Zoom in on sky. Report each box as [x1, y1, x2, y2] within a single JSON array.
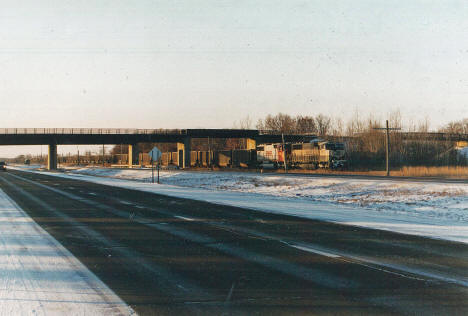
[[0, 0, 467, 156]]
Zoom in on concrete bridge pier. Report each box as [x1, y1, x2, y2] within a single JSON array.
[[47, 144, 57, 170], [127, 144, 136, 168], [246, 138, 256, 150], [127, 144, 140, 168], [177, 138, 191, 169], [128, 145, 133, 168]]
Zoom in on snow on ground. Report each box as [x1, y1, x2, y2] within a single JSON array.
[[10, 165, 468, 244], [66, 167, 468, 222], [0, 187, 134, 315]]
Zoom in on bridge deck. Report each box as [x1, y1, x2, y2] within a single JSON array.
[[0, 129, 466, 145], [0, 129, 260, 145]]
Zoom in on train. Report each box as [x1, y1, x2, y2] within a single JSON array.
[[256, 140, 347, 169], [137, 139, 347, 170]]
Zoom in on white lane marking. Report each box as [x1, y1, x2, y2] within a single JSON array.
[[213, 224, 449, 284], [290, 245, 341, 258], [87, 192, 97, 196], [174, 215, 195, 221], [176, 284, 187, 290], [119, 200, 133, 205]]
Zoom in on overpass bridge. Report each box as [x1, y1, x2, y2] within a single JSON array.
[[399, 132, 468, 142], [4, 128, 464, 170], [0, 128, 312, 170], [350, 132, 468, 142]]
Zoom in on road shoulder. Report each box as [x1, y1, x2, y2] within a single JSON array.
[[0, 187, 135, 315]]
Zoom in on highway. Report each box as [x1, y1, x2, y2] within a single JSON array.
[[0, 169, 467, 315]]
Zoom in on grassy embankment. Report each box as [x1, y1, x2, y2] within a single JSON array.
[[391, 166, 468, 178], [272, 166, 468, 179]]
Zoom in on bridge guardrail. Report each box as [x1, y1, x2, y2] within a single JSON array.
[[0, 128, 187, 135]]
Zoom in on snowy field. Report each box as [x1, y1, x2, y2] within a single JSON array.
[[0, 187, 134, 315], [11, 166, 468, 244]]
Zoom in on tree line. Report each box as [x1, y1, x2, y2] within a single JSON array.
[[439, 118, 468, 134], [110, 113, 467, 169], [254, 112, 467, 168]]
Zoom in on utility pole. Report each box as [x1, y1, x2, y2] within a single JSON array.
[[373, 120, 401, 176], [385, 121, 390, 176], [102, 144, 105, 167], [208, 137, 211, 168]]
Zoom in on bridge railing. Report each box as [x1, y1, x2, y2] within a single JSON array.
[[258, 130, 318, 137], [0, 128, 186, 135]]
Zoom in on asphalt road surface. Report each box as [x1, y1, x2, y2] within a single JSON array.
[[0, 169, 467, 315]]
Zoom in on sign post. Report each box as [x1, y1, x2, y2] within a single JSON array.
[[149, 147, 162, 184]]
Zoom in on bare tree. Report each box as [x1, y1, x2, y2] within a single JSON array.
[[257, 113, 296, 133], [440, 118, 468, 134], [315, 114, 332, 136], [235, 115, 253, 129], [295, 115, 317, 134], [346, 110, 366, 136], [418, 117, 430, 133], [388, 109, 403, 129], [331, 117, 344, 136], [256, 118, 265, 130]]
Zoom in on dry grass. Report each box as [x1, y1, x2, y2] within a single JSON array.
[[392, 166, 468, 178], [190, 165, 468, 179], [266, 166, 468, 179]]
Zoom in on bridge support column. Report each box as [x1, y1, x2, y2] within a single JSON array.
[[246, 138, 256, 150], [133, 144, 139, 167], [127, 144, 140, 168], [128, 144, 133, 168], [177, 137, 191, 169], [47, 144, 57, 170]]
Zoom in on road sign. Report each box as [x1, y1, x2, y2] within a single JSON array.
[[149, 147, 162, 161], [149, 147, 162, 184]]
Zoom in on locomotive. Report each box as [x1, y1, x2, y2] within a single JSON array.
[[256, 140, 346, 169]]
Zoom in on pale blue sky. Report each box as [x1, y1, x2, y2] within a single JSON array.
[[0, 1, 467, 156]]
